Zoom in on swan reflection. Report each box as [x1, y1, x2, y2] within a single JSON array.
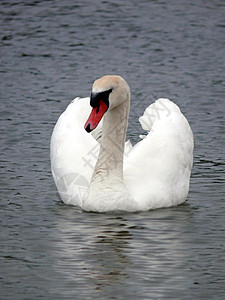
[[51, 205, 194, 298]]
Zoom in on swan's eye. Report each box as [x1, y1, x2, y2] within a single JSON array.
[[90, 88, 113, 109]]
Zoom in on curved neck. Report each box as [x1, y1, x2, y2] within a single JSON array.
[[92, 97, 130, 183]]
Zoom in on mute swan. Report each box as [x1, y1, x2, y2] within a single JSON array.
[[50, 75, 193, 212]]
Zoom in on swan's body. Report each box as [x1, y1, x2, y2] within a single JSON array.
[[50, 75, 193, 212]]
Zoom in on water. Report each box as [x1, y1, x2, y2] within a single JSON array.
[[1, 0, 224, 299]]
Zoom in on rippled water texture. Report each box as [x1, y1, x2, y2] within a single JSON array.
[[1, 0, 224, 299]]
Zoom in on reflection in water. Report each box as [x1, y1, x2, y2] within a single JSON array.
[[52, 214, 132, 296], [51, 206, 196, 298], [87, 226, 132, 290]]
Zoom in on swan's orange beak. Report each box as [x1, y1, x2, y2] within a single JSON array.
[[84, 100, 108, 133]]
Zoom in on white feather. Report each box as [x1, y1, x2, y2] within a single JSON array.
[[50, 79, 193, 212]]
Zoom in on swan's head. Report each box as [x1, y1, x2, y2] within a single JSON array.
[[84, 75, 130, 132]]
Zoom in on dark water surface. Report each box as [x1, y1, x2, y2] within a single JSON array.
[[1, 0, 225, 299]]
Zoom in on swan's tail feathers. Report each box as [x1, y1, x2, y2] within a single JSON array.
[[139, 98, 180, 132]]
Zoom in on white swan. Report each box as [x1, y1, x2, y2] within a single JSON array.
[[50, 75, 193, 212]]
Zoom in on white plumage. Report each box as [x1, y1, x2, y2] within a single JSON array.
[[50, 75, 193, 212]]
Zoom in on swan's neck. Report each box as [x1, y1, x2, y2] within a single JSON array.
[[92, 98, 129, 183]]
